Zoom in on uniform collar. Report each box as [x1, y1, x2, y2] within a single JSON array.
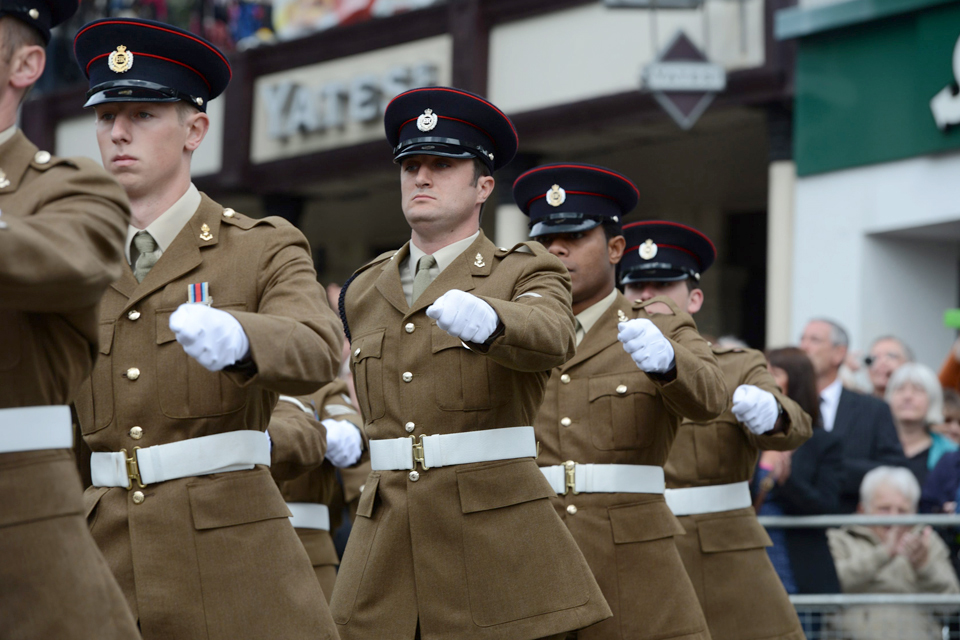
[[0, 125, 18, 150], [575, 288, 619, 336], [408, 230, 480, 276], [125, 183, 202, 264]]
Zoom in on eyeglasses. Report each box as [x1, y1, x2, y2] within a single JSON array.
[[864, 352, 905, 367]]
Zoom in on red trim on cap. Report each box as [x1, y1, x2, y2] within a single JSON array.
[[513, 164, 640, 199], [525, 190, 617, 209], [626, 243, 700, 264], [397, 114, 491, 140], [387, 87, 518, 146], [85, 51, 211, 91], [622, 220, 717, 255], [75, 20, 231, 81]]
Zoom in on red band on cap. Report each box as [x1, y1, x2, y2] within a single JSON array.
[[397, 114, 492, 141], [622, 220, 717, 255], [387, 87, 518, 146], [525, 190, 618, 209], [85, 51, 211, 90], [514, 164, 640, 199], [625, 243, 702, 268]]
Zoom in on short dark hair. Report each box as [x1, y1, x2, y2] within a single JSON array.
[[601, 221, 622, 242], [471, 157, 491, 186], [0, 17, 43, 63]]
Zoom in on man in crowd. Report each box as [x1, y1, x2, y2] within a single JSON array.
[[621, 220, 812, 640], [866, 335, 913, 398], [332, 86, 610, 640], [800, 319, 906, 512], [0, 2, 141, 636], [515, 164, 726, 640], [72, 18, 343, 638]]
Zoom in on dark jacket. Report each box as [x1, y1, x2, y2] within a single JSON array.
[[769, 428, 844, 593], [921, 450, 960, 514], [832, 388, 908, 513]]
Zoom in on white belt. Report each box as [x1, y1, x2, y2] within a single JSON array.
[[664, 481, 752, 516], [90, 431, 271, 489], [540, 463, 665, 495], [0, 405, 73, 454], [369, 426, 536, 471], [287, 503, 330, 531]]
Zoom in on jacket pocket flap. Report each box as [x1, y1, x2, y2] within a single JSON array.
[[99, 322, 115, 355], [609, 500, 685, 543], [189, 471, 292, 530], [355, 473, 380, 518], [352, 330, 385, 363], [698, 511, 772, 553], [431, 325, 465, 353], [458, 459, 554, 514], [156, 308, 176, 345], [589, 375, 655, 402]]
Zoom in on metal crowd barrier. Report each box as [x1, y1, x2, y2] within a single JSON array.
[[756, 514, 960, 639]]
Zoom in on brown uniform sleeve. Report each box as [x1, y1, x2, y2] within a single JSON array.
[[269, 393, 327, 483], [737, 349, 814, 451], [223, 221, 344, 395], [470, 247, 576, 372], [939, 352, 960, 393], [633, 296, 728, 422], [0, 158, 129, 312]]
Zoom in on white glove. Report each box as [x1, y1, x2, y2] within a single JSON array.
[[323, 419, 363, 468], [169, 303, 250, 372], [617, 318, 676, 374], [426, 289, 500, 344], [732, 385, 780, 435]]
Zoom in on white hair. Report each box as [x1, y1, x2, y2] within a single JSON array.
[[810, 318, 849, 348], [885, 362, 944, 425], [860, 466, 920, 511]]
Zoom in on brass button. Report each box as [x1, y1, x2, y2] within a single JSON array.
[[560, 417, 572, 427], [125, 367, 140, 381], [127, 310, 141, 321], [354, 348, 361, 357], [223, 208, 235, 218], [129, 426, 143, 440], [405, 323, 415, 334], [405, 422, 415, 433], [28, 8, 39, 18], [132, 491, 145, 504], [616, 385, 628, 394], [409, 471, 420, 482], [402, 372, 413, 383], [34, 150, 50, 164], [566, 504, 577, 515], [560, 374, 571, 384]]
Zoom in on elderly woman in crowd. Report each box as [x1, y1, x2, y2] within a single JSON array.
[[828, 466, 959, 639], [886, 363, 958, 485]]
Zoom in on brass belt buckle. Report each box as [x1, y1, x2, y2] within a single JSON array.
[[563, 460, 578, 496], [120, 447, 146, 489], [410, 435, 429, 471]]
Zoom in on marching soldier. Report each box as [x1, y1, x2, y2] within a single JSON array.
[[0, 3, 141, 636], [620, 221, 812, 640], [271, 381, 364, 600], [331, 87, 611, 640], [514, 163, 726, 640], [72, 19, 343, 639]]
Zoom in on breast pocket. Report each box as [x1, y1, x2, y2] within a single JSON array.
[[74, 322, 115, 434], [588, 374, 658, 450], [154, 304, 249, 419], [431, 325, 500, 412], [351, 330, 385, 422]]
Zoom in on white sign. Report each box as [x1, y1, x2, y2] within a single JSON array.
[[251, 35, 452, 163], [931, 34, 960, 130], [641, 61, 726, 92]]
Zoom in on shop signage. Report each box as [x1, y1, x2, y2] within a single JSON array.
[[931, 33, 960, 130], [251, 35, 452, 163], [641, 30, 725, 130]]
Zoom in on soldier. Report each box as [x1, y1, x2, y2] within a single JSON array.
[[331, 87, 611, 640], [270, 381, 364, 600], [513, 164, 727, 640], [620, 221, 813, 640], [0, 2, 142, 637], [72, 19, 343, 639]]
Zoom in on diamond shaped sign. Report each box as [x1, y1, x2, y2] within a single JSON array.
[[641, 31, 726, 130]]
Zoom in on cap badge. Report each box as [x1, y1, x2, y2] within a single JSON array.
[[417, 109, 438, 132], [546, 184, 566, 207], [639, 239, 658, 260], [108, 45, 134, 74]]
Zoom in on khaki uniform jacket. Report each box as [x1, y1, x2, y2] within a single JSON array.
[[273, 379, 365, 602], [665, 346, 813, 640], [73, 194, 343, 640], [536, 294, 726, 640], [330, 232, 611, 640], [0, 131, 140, 639]]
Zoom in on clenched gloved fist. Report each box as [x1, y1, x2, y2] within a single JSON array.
[[426, 289, 500, 344], [732, 384, 780, 435], [169, 303, 250, 372], [617, 318, 676, 374], [323, 419, 363, 468]]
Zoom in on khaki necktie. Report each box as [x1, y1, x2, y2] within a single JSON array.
[[131, 231, 160, 283], [575, 319, 585, 347], [412, 254, 437, 302]]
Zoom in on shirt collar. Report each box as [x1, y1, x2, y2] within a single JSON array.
[[821, 377, 843, 405], [408, 231, 480, 275], [575, 288, 619, 337], [0, 125, 18, 149], [125, 183, 202, 264]]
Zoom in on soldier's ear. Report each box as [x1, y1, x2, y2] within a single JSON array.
[[184, 111, 210, 153], [8, 44, 44, 90]]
